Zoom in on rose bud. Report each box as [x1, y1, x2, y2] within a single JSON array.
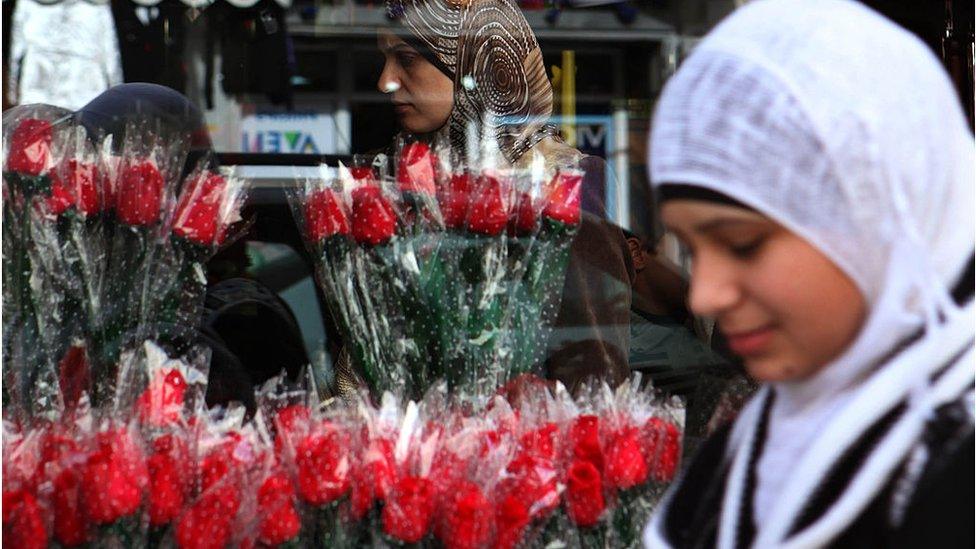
[[437, 481, 493, 549], [349, 438, 397, 519], [643, 417, 682, 482], [509, 191, 538, 235], [81, 429, 146, 525], [382, 475, 437, 544], [257, 472, 302, 546], [147, 434, 190, 527], [116, 160, 164, 226], [564, 459, 605, 527], [304, 188, 350, 242], [569, 414, 603, 471], [6, 118, 53, 176], [135, 369, 187, 427], [45, 172, 75, 217], [295, 426, 352, 506], [494, 494, 531, 549], [52, 469, 87, 547], [172, 172, 228, 246], [51, 160, 102, 217], [439, 172, 472, 229], [397, 141, 438, 195], [2, 489, 48, 549], [349, 166, 375, 181], [351, 185, 397, 246], [605, 426, 649, 490], [175, 485, 240, 549], [466, 174, 508, 236], [543, 170, 583, 226]]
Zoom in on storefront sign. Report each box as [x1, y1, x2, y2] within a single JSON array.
[[240, 111, 337, 154]]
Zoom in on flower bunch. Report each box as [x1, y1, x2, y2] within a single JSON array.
[[2, 108, 247, 417], [292, 140, 582, 398], [3, 367, 683, 549]]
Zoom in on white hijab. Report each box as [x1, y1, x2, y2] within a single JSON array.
[[643, 0, 974, 547]]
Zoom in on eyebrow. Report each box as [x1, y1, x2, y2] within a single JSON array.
[[693, 218, 766, 233]]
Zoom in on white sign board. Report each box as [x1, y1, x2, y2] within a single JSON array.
[[240, 111, 337, 154]]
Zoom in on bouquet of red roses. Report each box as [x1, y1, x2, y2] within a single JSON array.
[[2, 108, 247, 417], [292, 138, 581, 399]]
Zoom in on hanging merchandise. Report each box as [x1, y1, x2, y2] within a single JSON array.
[[8, 0, 124, 110], [111, 0, 189, 94], [204, 0, 293, 109]]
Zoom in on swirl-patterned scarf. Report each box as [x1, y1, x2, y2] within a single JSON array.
[[387, 0, 560, 165]]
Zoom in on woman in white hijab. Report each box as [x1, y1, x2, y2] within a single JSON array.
[[643, 0, 974, 547]]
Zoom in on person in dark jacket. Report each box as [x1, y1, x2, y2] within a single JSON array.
[[642, 1, 974, 547]]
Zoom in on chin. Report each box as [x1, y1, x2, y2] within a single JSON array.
[[743, 354, 820, 383]]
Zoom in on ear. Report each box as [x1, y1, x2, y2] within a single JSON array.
[[626, 237, 647, 271]]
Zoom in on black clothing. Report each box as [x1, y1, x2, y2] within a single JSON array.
[[111, 0, 187, 93], [657, 391, 974, 548]]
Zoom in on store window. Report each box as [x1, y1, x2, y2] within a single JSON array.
[[3, 0, 971, 446]]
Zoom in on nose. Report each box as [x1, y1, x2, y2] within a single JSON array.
[[687, 254, 741, 319], [377, 61, 401, 94]]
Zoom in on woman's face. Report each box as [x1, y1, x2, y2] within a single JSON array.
[[377, 32, 455, 134], [662, 200, 867, 383]]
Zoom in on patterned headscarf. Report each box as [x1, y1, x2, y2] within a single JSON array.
[[387, 0, 560, 165]]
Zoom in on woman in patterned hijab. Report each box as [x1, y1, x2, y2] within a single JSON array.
[[370, 0, 634, 395], [381, 0, 578, 168]]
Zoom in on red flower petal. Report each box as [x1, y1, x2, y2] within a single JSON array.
[[466, 175, 509, 236], [351, 185, 397, 246], [304, 188, 350, 241], [7, 118, 53, 176], [605, 426, 649, 490], [543, 170, 582, 225], [397, 141, 438, 195], [172, 172, 227, 246], [437, 481, 492, 549], [565, 460, 605, 527], [116, 160, 164, 226], [382, 476, 436, 544]]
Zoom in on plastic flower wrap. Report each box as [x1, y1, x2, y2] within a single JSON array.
[[291, 138, 581, 399], [2, 108, 248, 417]]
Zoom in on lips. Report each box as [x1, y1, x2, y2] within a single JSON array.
[[723, 326, 775, 356]]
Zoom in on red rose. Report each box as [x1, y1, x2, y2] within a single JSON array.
[[494, 494, 530, 549], [509, 191, 538, 235], [52, 470, 87, 546], [175, 485, 240, 549], [200, 436, 245, 492], [351, 185, 397, 246], [500, 452, 559, 519], [349, 438, 396, 519], [295, 427, 351, 505], [46, 173, 74, 216], [349, 166, 375, 181], [172, 172, 228, 246], [257, 472, 301, 546], [643, 418, 681, 482], [135, 368, 187, 427], [466, 175, 508, 236], [520, 422, 558, 461], [382, 475, 436, 544], [6, 118, 53, 176], [543, 170, 582, 225], [36, 429, 80, 487], [49, 161, 103, 217], [437, 481, 492, 549], [569, 415, 603, 471], [397, 141, 438, 195], [81, 429, 146, 525], [116, 160, 164, 225], [147, 452, 184, 526], [304, 188, 350, 241], [564, 460, 605, 527], [274, 404, 311, 456], [2, 489, 47, 549], [439, 172, 472, 229], [605, 426, 649, 490]]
